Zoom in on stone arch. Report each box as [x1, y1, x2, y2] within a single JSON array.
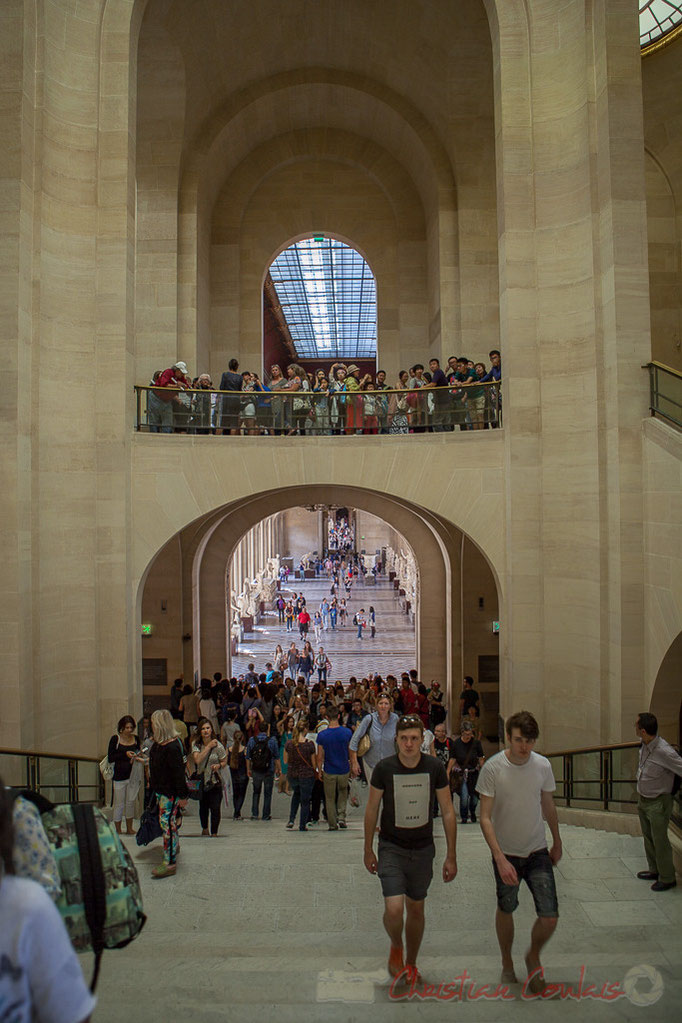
[[138, 483, 503, 717], [649, 632, 682, 745]]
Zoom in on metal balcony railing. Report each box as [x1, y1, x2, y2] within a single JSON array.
[[646, 360, 682, 429], [134, 381, 502, 435], [543, 740, 681, 828], [0, 746, 104, 805]]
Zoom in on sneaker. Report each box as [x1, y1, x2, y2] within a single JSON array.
[[286, 821, 294, 829], [151, 863, 176, 879], [338, 820, 347, 829], [403, 964, 422, 986], [388, 944, 404, 978], [308, 820, 319, 827], [305, 822, 316, 830]]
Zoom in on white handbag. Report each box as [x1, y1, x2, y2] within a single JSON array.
[[99, 755, 114, 780]]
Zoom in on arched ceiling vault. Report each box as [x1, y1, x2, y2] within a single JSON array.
[[211, 127, 426, 245]]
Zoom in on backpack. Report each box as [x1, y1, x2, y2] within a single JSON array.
[[250, 736, 273, 772], [12, 790, 146, 992]]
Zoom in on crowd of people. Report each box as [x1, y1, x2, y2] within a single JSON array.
[[143, 353, 501, 435], [146, 669, 484, 854], [328, 515, 354, 550], [3, 700, 681, 1012]]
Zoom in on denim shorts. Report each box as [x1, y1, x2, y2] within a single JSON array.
[[492, 847, 559, 918], [377, 837, 435, 901]]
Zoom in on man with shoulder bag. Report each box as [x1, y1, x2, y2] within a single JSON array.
[[450, 722, 484, 824]]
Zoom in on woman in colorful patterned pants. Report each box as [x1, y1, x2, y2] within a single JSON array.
[[149, 710, 189, 878]]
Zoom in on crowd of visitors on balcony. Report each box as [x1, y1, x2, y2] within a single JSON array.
[[143, 352, 501, 435]]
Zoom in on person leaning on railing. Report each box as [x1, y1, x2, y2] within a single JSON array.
[[147, 360, 190, 433], [190, 373, 214, 434], [388, 371, 410, 434], [218, 358, 243, 435]]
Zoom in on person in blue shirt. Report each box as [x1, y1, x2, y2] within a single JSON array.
[[316, 707, 353, 830]]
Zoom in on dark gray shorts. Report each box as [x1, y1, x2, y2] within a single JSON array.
[[377, 837, 435, 901], [492, 848, 559, 918]]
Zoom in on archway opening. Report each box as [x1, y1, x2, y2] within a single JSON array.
[[263, 236, 377, 382], [137, 484, 501, 738], [228, 505, 418, 683]]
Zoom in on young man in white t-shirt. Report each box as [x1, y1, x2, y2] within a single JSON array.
[[476, 710, 561, 996]]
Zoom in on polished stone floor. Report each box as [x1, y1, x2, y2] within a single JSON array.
[[232, 576, 417, 681], [88, 787, 681, 1022]]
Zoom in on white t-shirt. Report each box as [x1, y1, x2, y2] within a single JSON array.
[[0, 875, 96, 1023], [476, 750, 556, 857]]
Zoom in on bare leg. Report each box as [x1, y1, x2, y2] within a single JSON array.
[[404, 897, 426, 967], [114, 820, 122, 834], [496, 908, 515, 972], [525, 917, 558, 979], [382, 895, 405, 948], [125, 817, 135, 835]]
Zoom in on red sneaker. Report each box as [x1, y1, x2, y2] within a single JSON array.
[[388, 945, 404, 977], [403, 964, 423, 987]]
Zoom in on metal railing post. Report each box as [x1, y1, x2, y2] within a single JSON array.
[[68, 759, 78, 803], [565, 754, 572, 807]]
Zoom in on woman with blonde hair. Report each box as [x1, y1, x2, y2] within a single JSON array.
[[149, 709, 188, 878]]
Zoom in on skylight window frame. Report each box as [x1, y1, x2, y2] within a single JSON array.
[[269, 237, 377, 361], [640, 0, 682, 50]]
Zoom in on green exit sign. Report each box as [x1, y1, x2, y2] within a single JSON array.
[[141, 624, 153, 635], [492, 621, 500, 634], [313, 235, 324, 242]]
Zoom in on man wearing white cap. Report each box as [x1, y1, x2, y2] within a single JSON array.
[[148, 361, 190, 433]]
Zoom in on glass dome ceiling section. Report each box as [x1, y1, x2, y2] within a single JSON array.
[[269, 238, 377, 361], [640, 1, 682, 47]]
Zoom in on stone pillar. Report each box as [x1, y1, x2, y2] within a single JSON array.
[[590, 0, 650, 739], [486, 0, 651, 748]]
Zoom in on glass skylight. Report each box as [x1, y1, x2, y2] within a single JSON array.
[[640, 0, 682, 47], [269, 238, 377, 361]]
